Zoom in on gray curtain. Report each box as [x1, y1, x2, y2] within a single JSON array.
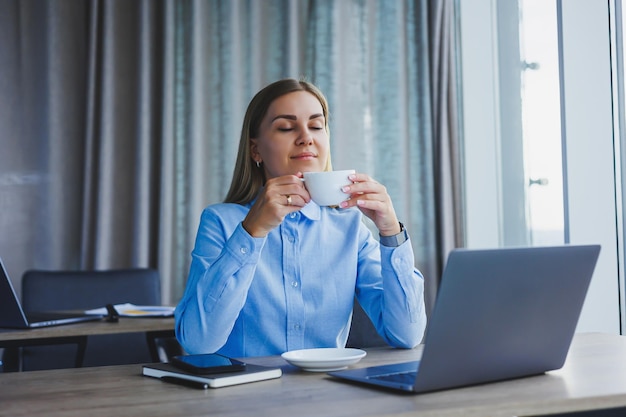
[[0, 0, 461, 312], [0, 0, 176, 296]]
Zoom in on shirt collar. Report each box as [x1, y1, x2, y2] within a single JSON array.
[[300, 200, 321, 221]]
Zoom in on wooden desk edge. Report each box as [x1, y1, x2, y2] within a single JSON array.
[[0, 317, 175, 342]]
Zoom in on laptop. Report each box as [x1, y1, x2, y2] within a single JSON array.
[[329, 244, 601, 393], [0, 258, 102, 328]]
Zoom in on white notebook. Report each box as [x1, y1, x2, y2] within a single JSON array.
[[142, 362, 282, 389]]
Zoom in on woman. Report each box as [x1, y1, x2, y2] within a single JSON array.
[[175, 78, 427, 357]]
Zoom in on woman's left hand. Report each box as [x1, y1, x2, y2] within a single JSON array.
[[339, 173, 402, 236]]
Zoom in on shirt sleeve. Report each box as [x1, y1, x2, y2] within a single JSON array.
[[355, 226, 427, 348], [174, 207, 266, 354]]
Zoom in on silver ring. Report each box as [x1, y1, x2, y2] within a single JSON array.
[[286, 195, 292, 206]]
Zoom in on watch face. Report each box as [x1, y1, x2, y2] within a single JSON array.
[[395, 229, 408, 246]]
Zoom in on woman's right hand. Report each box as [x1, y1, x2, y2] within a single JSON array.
[[241, 173, 310, 237]]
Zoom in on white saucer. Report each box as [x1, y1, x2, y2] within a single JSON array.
[[281, 348, 367, 372]]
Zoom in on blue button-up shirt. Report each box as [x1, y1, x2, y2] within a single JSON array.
[[175, 200, 427, 357]]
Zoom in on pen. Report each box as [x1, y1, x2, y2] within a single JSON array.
[[161, 376, 209, 390]]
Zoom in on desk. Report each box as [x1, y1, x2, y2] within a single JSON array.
[[1, 332, 626, 417], [0, 317, 174, 370]]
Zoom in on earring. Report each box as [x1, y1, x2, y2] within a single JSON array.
[[256, 160, 261, 168]]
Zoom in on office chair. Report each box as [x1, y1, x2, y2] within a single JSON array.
[[345, 299, 387, 348], [9, 268, 182, 371]]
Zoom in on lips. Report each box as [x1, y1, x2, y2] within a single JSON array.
[[292, 152, 317, 160]]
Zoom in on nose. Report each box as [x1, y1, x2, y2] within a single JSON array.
[[296, 128, 314, 146]]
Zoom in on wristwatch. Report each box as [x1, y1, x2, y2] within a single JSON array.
[[379, 222, 408, 247]]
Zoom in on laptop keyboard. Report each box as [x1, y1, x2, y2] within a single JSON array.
[[368, 371, 418, 385]]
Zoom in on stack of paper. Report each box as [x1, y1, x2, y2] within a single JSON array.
[[85, 303, 175, 317]]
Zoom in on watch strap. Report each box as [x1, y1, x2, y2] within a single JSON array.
[[379, 222, 408, 247]]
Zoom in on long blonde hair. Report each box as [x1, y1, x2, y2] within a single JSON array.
[[224, 78, 333, 204]]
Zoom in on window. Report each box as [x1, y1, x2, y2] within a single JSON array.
[[459, 0, 623, 334]]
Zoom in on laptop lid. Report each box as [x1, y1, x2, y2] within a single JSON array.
[[329, 244, 601, 393], [0, 258, 101, 329]]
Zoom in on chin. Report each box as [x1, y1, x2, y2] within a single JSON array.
[[295, 163, 324, 172]]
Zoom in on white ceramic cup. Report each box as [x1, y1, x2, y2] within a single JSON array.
[[302, 170, 356, 206]]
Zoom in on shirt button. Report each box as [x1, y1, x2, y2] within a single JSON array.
[[240, 247, 249, 254], [289, 213, 297, 219], [294, 323, 301, 330], [288, 236, 295, 243], [291, 281, 298, 288]]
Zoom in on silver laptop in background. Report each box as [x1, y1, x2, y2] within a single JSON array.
[[328, 245, 601, 393], [0, 258, 102, 329]]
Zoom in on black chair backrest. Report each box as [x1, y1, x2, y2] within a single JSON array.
[[18, 268, 162, 370], [22, 268, 161, 311], [346, 299, 388, 348]]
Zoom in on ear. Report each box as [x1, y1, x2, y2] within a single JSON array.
[[250, 138, 260, 162]]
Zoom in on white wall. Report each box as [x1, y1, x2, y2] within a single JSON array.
[[458, 0, 502, 249]]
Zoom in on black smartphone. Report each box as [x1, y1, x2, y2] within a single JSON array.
[[170, 353, 247, 375]]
